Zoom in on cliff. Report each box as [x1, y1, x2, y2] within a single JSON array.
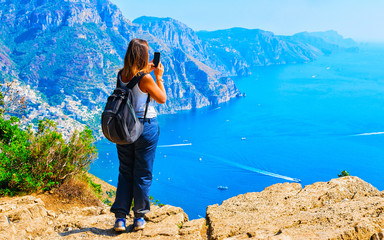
[[0, 0, 241, 128], [2, 176, 384, 239], [289, 30, 359, 55], [197, 27, 322, 75], [0, 0, 356, 133]]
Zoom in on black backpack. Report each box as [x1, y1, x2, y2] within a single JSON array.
[[101, 70, 150, 144]]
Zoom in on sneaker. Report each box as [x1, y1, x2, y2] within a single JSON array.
[[134, 217, 146, 230], [114, 218, 126, 232]]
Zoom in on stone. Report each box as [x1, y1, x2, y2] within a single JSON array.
[[47, 210, 56, 218], [1, 176, 384, 239], [143, 212, 187, 237], [6, 207, 33, 222], [82, 206, 99, 216], [206, 176, 384, 240], [145, 205, 188, 223], [179, 218, 207, 240], [28, 204, 48, 219], [371, 231, 384, 240], [34, 198, 45, 206], [100, 208, 108, 215], [0, 214, 10, 231]]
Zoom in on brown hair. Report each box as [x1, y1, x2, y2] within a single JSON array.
[[122, 39, 149, 80]]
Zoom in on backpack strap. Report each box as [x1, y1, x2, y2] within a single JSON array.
[[116, 71, 151, 122], [116, 70, 123, 88], [143, 94, 151, 123], [126, 72, 146, 89], [116, 71, 146, 89]]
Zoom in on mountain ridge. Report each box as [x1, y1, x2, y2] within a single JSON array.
[[0, 0, 358, 132]]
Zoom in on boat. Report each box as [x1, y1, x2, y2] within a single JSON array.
[[217, 186, 228, 190]]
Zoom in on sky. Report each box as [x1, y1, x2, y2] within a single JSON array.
[[110, 0, 384, 42]]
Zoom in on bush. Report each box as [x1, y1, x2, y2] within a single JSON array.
[[338, 170, 350, 177], [0, 117, 97, 196]]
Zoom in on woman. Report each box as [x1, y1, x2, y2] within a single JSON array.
[[110, 38, 166, 232]]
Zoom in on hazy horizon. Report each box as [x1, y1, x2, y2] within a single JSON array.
[[110, 0, 384, 43]]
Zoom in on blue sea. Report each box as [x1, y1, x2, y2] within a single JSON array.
[[90, 44, 384, 219]]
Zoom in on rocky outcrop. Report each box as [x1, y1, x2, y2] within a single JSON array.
[[206, 176, 384, 239], [0, 195, 207, 239], [1, 176, 384, 239]]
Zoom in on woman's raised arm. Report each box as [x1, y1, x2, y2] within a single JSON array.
[[140, 62, 167, 104]]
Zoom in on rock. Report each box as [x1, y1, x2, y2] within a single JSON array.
[[47, 210, 56, 218], [64, 226, 72, 232], [143, 221, 180, 237], [82, 206, 99, 216], [145, 205, 188, 223], [34, 198, 45, 206], [0, 214, 10, 231], [7, 207, 33, 222], [1, 176, 384, 239], [28, 204, 48, 219], [371, 231, 384, 240], [206, 176, 384, 240], [100, 208, 108, 215], [142, 205, 189, 237], [179, 218, 207, 240]]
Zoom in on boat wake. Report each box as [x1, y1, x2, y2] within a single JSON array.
[[224, 159, 301, 183], [211, 107, 221, 111], [202, 152, 301, 183], [351, 132, 384, 136], [158, 143, 193, 148]]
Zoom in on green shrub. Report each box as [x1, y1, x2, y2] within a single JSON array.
[[176, 222, 183, 229], [0, 117, 97, 196], [103, 198, 112, 206], [149, 195, 164, 207], [84, 175, 102, 197], [338, 170, 350, 177], [106, 189, 116, 198]]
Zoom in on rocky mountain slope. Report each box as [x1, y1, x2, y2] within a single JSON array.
[[290, 30, 359, 55], [197, 28, 322, 75], [196, 27, 358, 76], [1, 176, 384, 239], [0, 0, 241, 129], [133, 16, 231, 76], [0, 0, 357, 132]]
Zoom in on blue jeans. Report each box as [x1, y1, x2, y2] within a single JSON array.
[[110, 118, 159, 219]]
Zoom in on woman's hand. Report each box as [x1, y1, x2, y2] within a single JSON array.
[[154, 61, 164, 80], [148, 60, 155, 73]]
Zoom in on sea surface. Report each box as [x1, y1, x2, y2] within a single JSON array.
[[90, 44, 384, 219]]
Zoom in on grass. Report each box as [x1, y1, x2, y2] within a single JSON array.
[[54, 174, 101, 206]]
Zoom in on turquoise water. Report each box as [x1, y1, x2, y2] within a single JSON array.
[[90, 45, 384, 219]]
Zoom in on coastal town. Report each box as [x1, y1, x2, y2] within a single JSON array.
[[3, 79, 103, 140]]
